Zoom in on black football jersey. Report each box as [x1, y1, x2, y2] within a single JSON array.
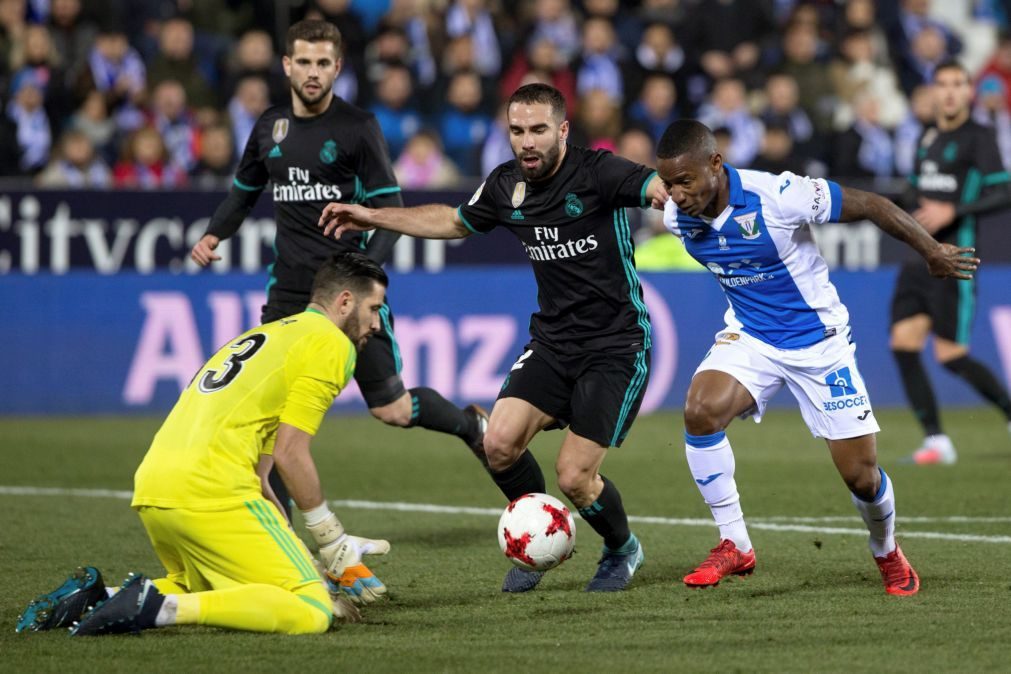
[[233, 97, 401, 305], [458, 145, 657, 353], [912, 119, 1009, 247]]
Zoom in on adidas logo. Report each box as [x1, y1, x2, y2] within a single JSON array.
[[268, 145, 282, 158], [510, 209, 524, 220]]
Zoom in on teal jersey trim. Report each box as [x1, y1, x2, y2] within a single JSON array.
[[611, 348, 649, 447], [264, 238, 279, 298], [379, 304, 402, 373], [457, 206, 482, 234], [233, 177, 265, 191], [364, 185, 402, 200], [955, 168, 982, 344], [639, 171, 658, 208], [612, 209, 652, 349], [982, 170, 1010, 186]]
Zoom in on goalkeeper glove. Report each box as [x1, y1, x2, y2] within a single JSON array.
[[302, 504, 390, 604]]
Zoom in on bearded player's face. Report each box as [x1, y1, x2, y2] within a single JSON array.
[[283, 39, 339, 110], [507, 102, 569, 182]]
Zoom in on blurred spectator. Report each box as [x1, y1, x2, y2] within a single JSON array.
[[85, 25, 146, 132], [394, 128, 461, 188], [894, 84, 934, 176], [832, 92, 894, 178], [830, 29, 908, 131], [584, 0, 643, 47], [148, 79, 199, 172], [0, 110, 20, 174], [228, 75, 269, 156], [749, 122, 818, 176], [617, 126, 655, 167], [758, 72, 814, 150], [697, 77, 763, 166], [713, 126, 733, 158], [368, 62, 421, 158], [446, 0, 501, 78], [438, 70, 491, 176], [13, 24, 76, 127], [6, 68, 51, 172], [973, 74, 1011, 169], [627, 74, 679, 141], [629, 22, 685, 99], [530, 0, 580, 65], [481, 102, 512, 176], [888, 0, 963, 95], [684, 0, 772, 94], [363, 26, 411, 99], [500, 36, 576, 117], [978, 31, 1011, 111], [573, 88, 621, 151], [780, 22, 836, 134], [0, 0, 27, 83], [576, 16, 624, 102], [379, 1, 437, 89], [67, 89, 116, 161], [180, 0, 254, 39], [224, 30, 287, 105], [190, 123, 235, 187], [836, 0, 891, 63], [46, 0, 96, 87], [36, 128, 111, 187], [147, 17, 216, 110], [113, 126, 187, 188]]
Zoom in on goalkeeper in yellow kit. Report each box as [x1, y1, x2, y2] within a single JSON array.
[[18, 253, 391, 636]]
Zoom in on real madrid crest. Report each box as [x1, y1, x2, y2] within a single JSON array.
[[272, 118, 289, 144], [564, 192, 583, 217], [511, 182, 526, 208]]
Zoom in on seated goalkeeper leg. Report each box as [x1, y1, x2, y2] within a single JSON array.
[[72, 575, 332, 635]]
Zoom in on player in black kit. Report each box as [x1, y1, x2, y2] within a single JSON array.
[[890, 60, 1011, 464], [190, 21, 487, 527], [319, 84, 666, 593]]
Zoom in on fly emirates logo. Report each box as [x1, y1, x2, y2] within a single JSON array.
[[272, 167, 343, 202], [521, 226, 598, 262]]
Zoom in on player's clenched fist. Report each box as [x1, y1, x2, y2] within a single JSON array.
[[191, 234, 222, 266]]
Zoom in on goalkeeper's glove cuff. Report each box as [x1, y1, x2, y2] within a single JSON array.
[[301, 504, 345, 548]]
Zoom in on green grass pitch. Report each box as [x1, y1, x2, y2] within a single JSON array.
[[2, 409, 1010, 673]]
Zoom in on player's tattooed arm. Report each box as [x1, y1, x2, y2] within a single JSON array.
[[839, 185, 979, 281], [318, 203, 471, 240]]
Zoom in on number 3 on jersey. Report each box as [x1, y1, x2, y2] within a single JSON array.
[[198, 334, 268, 393]]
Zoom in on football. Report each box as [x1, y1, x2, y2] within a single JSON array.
[[497, 493, 576, 572]]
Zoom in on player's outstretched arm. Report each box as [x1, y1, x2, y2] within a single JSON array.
[[318, 202, 471, 240], [838, 185, 980, 281]]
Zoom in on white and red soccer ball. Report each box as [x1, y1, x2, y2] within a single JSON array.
[[497, 493, 576, 571]]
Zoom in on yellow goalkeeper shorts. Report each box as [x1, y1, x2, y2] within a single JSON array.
[[136, 498, 331, 620]]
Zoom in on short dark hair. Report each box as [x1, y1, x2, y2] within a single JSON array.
[[657, 119, 718, 161], [508, 83, 567, 121], [933, 59, 969, 81], [286, 19, 342, 57], [311, 252, 388, 304]]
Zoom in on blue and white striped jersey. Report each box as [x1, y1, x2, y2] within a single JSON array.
[[662, 165, 847, 349]]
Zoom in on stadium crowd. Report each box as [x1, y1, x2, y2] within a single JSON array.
[[1, 0, 1010, 192]]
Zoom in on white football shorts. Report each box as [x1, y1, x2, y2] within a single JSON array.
[[695, 328, 881, 440]]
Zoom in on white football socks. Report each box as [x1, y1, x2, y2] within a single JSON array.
[[851, 467, 897, 558], [154, 595, 178, 627], [685, 431, 752, 553]]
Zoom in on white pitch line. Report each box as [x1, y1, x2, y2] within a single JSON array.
[[4, 485, 1009, 544]]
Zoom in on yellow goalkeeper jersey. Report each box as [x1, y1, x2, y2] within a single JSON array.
[[132, 309, 356, 510]]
